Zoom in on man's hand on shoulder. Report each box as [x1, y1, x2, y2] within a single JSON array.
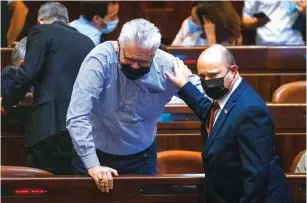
[[165, 58, 189, 88], [88, 165, 119, 193]]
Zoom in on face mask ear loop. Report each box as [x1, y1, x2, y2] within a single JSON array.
[[226, 68, 236, 89]]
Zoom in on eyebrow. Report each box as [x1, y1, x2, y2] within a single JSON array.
[[198, 70, 219, 77], [124, 55, 152, 63]]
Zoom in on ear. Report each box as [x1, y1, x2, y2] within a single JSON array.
[[37, 18, 44, 24], [92, 15, 105, 28], [18, 60, 24, 66], [230, 65, 238, 78]]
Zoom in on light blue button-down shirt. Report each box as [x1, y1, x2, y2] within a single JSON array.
[[66, 41, 203, 169], [70, 15, 102, 46]]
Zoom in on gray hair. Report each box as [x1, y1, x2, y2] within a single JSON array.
[[118, 19, 161, 52], [38, 2, 69, 24], [11, 37, 27, 70]]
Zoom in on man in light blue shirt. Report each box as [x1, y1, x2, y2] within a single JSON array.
[[70, 1, 119, 46], [66, 19, 203, 192]]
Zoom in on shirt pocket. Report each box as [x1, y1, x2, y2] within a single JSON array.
[[136, 92, 168, 120]]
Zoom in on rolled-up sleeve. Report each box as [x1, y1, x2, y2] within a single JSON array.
[[66, 56, 106, 169]]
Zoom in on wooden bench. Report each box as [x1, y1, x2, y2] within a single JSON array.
[[156, 133, 306, 173], [2, 132, 305, 173], [1, 48, 13, 70], [1, 174, 306, 203], [1, 104, 306, 170], [2, 47, 306, 102], [158, 104, 306, 134], [167, 46, 306, 73]]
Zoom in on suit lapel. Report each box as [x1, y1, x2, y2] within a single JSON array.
[[205, 79, 248, 152]]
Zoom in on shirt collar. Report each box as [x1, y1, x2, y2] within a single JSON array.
[[79, 15, 91, 24], [218, 76, 242, 110]]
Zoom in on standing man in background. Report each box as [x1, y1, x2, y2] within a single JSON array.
[[70, 1, 119, 46], [1, 2, 95, 174]]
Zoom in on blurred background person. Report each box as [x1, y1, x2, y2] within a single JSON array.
[[1, 2, 95, 174], [242, 0, 305, 45], [70, 1, 119, 46], [1, 37, 33, 127], [1, 0, 28, 47], [195, 1, 242, 46], [171, 2, 206, 46]]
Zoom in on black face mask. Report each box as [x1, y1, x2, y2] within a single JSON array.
[[120, 63, 150, 80], [201, 70, 232, 100], [117, 44, 151, 81]]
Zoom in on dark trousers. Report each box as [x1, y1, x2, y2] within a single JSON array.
[[72, 140, 157, 175], [26, 132, 73, 175]]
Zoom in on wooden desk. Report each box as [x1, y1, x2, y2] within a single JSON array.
[[1, 174, 306, 203], [159, 104, 307, 134]]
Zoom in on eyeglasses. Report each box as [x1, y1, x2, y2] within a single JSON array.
[[120, 46, 153, 68]]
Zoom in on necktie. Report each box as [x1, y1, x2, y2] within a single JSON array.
[[208, 101, 220, 135]]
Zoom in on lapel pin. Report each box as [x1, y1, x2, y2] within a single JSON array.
[[224, 109, 228, 114]]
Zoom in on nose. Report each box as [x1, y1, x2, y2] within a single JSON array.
[[130, 62, 140, 69]]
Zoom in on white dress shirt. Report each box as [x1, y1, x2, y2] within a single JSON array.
[[243, 0, 305, 45], [213, 76, 242, 125]]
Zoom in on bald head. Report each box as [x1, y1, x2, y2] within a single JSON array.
[[198, 44, 236, 69], [197, 44, 239, 94]]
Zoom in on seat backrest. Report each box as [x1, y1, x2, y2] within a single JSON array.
[[157, 150, 203, 174], [290, 150, 307, 173], [1, 166, 53, 177], [272, 81, 306, 103]]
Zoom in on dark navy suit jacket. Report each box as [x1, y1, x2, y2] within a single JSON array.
[[178, 79, 293, 203]]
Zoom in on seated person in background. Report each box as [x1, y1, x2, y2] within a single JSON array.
[[1, 37, 33, 126], [171, 2, 206, 46], [295, 151, 306, 173], [70, 1, 119, 46], [195, 1, 242, 46], [242, 0, 305, 45]]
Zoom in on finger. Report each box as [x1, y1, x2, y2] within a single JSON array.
[[165, 71, 176, 82], [102, 174, 109, 192], [178, 59, 185, 68], [95, 174, 105, 192], [106, 171, 113, 190], [95, 181, 102, 191], [110, 168, 119, 176], [173, 58, 179, 73]]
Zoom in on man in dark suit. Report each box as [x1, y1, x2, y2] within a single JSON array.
[[1, 2, 95, 174], [165, 44, 293, 203]]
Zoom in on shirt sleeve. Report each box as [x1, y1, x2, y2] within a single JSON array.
[[242, 0, 259, 18], [171, 19, 190, 46], [66, 55, 106, 169]]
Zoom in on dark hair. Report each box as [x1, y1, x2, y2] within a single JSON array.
[[80, 1, 117, 22], [195, 1, 241, 44]]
